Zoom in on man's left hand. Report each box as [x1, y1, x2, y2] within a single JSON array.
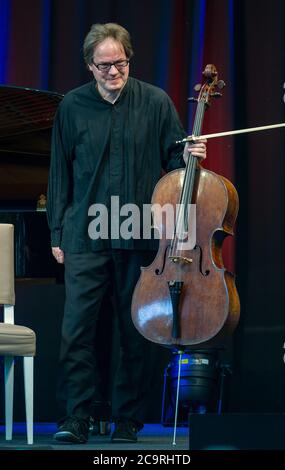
[[183, 138, 207, 164]]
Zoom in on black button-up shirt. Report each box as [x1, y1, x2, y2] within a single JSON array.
[[47, 77, 186, 252]]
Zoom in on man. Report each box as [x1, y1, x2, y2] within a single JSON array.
[[47, 22, 206, 444]]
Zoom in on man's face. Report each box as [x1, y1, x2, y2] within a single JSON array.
[[88, 37, 129, 95]]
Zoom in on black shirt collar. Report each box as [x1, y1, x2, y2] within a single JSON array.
[[92, 78, 130, 104]]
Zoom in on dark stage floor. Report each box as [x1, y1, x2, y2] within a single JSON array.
[[0, 423, 188, 450]]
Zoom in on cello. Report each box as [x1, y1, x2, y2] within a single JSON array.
[[131, 64, 240, 348]]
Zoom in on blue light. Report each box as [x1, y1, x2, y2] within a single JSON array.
[[155, 0, 173, 90], [0, 0, 11, 84]]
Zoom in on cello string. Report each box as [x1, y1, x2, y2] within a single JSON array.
[[179, 101, 202, 216], [181, 101, 204, 245], [171, 100, 205, 259], [171, 100, 204, 256]]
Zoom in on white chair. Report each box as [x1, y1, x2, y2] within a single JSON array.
[[0, 223, 36, 445]]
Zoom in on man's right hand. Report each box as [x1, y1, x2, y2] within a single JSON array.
[[52, 247, 65, 264]]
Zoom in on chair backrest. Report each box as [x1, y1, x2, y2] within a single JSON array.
[[0, 224, 15, 306], [0, 227, 35, 446]]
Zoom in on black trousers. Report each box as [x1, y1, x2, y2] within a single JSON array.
[[58, 249, 155, 426]]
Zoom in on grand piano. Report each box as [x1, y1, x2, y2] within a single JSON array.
[[0, 85, 63, 278]]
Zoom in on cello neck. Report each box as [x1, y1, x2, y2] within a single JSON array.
[[170, 65, 224, 257]]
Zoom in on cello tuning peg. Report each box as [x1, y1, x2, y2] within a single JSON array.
[[188, 97, 198, 102], [194, 83, 202, 91], [217, 80, 226, 89]]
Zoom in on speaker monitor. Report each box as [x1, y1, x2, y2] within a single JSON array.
[[189, 413, 285, 450]]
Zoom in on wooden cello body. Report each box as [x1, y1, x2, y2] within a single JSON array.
[[131, 65, 240, 347]]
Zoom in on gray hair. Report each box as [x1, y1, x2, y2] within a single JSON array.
[[83, 23, 134, 65]]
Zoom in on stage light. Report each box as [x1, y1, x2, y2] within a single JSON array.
[[161, 349, 227, 426]]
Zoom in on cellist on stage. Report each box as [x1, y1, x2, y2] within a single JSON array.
[[47, 22, 206, 444]]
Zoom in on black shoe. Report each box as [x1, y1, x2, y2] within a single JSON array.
[[54, 415, 90, 443], [111, 420, 139, 443]]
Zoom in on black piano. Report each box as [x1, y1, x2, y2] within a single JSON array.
[[0, 85, 63, 278]]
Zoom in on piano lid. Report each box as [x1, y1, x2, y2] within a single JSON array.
[[0, 85, 63, 156], [0, 85, 63, 203]]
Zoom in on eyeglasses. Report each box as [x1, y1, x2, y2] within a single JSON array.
[[92, 59, 129, 72]]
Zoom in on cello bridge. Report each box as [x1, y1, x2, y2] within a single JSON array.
[[169, 255, 193, 265]]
